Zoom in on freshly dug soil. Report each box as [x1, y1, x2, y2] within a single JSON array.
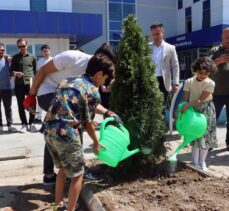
[[86, 160, 229, 211]]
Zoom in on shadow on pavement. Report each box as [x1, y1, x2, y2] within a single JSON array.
[[0, 182, 89, 211], [165, 133, 181, 142], [0, 183, 54, 211], [0, 131, 18, 135]]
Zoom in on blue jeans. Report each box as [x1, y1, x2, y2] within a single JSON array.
[[213, 95, 229, 146], [0, 89, 13, 127]]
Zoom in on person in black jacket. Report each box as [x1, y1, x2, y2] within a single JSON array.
[[10, 38, 37, 133]]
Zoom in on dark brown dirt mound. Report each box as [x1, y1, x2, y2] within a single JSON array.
[[86, 160, 229, 211]]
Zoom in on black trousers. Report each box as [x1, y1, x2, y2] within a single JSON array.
[[213, 95, 229, 145], [0, 89, 13, 127], [38, 93, 55, 175], [15, 84, 35, 125], [157, 76, 169, 106]]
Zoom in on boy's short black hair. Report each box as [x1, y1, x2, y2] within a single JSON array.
[[94, 43, 116, 64], [192, 56, 218, 75], [85, 53, 115, 80], [41, 44, 50, 51], [150, 22, 164, 30]]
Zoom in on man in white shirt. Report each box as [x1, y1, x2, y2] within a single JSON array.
[[27, 44, 116, 186], [150, 22, 180, 104], [34, 45, 53, 124]]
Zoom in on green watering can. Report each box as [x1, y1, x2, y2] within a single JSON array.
[[168, 102, 207, 161], [96, 117, 140, 167]]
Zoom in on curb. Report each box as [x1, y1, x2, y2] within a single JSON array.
[[183, 162, 212, 178], [80, 184, 106, 211]]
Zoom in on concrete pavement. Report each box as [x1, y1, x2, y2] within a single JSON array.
[[166, 125, 229, 178]]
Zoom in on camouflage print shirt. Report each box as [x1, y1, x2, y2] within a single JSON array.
[[41, 74, 100, 142]]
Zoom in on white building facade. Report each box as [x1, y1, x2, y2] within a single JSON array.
[[0, 0, 228, 68], [0, 0, 102, 57]]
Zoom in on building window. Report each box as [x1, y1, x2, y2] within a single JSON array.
[[109, 31, 122, 41], [178, 0, 183, 9], [35, 44, 44, 58], [5, 44, 32, 56], [5, 44, 40, 57], [109, 3, 122, 21], [185, 7, 192, 33], [108, 0, 136, 47], [5, 45, 18, 56], [109, 21, 122, 30], [202, 0, 211, 29], [110, 41, 119, 49], [123, 0, 135, 3], [193, 0, 200, 3], [30, 0, 46, 12], [123, 3, 135, 19]]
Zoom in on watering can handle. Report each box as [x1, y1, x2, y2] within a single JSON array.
[[100, 116, 115, 140], [177, 102, 186, 118]]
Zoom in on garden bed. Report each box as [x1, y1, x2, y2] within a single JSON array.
[[86, 159, 229, 211]]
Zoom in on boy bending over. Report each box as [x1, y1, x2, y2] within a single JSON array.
[[41, 53, 115, 211]]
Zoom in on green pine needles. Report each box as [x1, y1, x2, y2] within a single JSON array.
[[110, 15, 166, 166]]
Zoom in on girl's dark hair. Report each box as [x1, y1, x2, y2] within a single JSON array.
[[191, 57, 218, 75], [94, 43, 116, 64], [85, 53, 115, 80]]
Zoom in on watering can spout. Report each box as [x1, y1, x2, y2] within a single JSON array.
[[120, 148, 140, 161], [184, 136, 196, 144]]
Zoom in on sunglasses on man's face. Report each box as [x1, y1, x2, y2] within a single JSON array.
[[0, 49, 4, 52], [18, 45, 26, 49]]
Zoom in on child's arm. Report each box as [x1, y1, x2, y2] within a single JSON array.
[[85, 121, 105, 154], [182, 91, 189, 102], [95, 104, 108, 115], [181, 91, 211, 113]]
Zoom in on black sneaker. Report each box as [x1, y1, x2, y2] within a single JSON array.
[[83, 172, 103, 183], [43, 173, 57, 186]]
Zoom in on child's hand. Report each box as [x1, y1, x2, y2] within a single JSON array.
[[92, 120, 99, 127], [23, 94, 37, 114], [181, 104, 189, 113], [93, 142, 106, 155], [174, 113, 178, 121]]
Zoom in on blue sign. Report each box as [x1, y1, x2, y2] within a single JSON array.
[[166, 24, 229, 49], [0, 10, 102, 45]]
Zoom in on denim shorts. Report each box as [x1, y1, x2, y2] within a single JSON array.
[[44, 135, 85, 178]]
